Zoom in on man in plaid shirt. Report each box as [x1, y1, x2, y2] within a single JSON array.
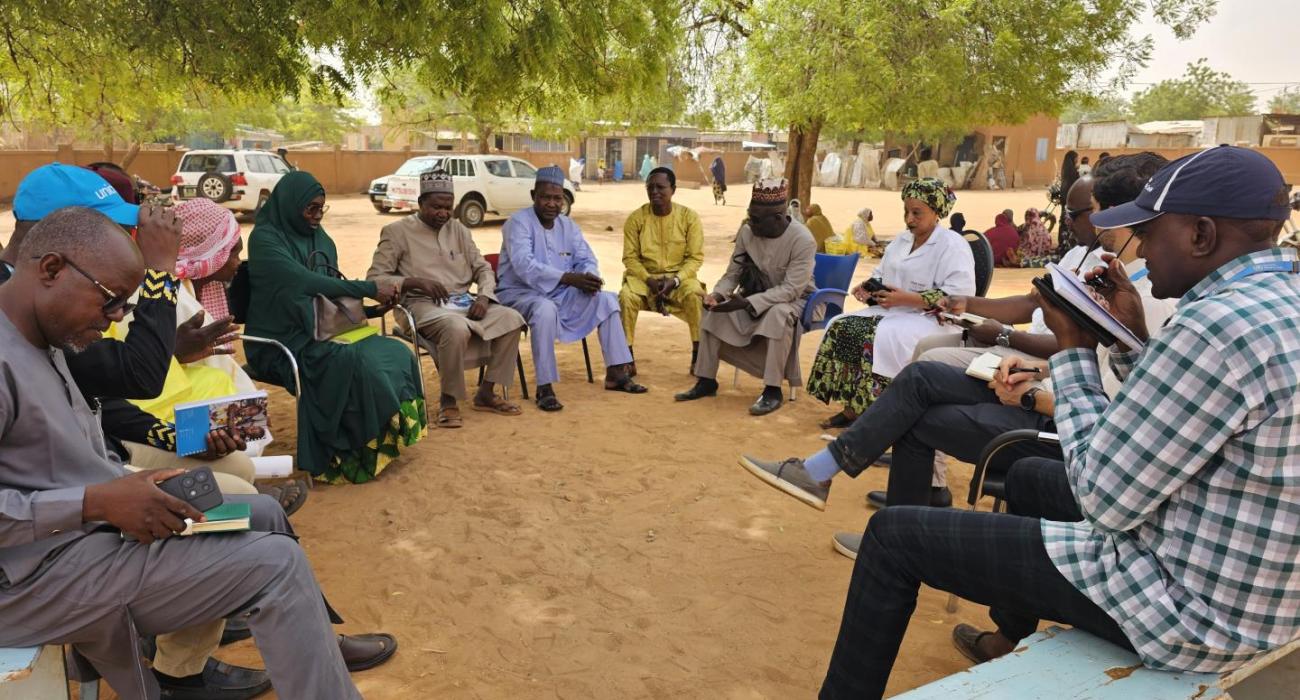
[[818, 146, 1300, 699]]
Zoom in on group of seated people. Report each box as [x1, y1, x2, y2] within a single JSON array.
[[983, 206, 1057, 268], [1, 145, 1295, 699], [735, 146, 1300, 697], [0, 164, 399, 699]]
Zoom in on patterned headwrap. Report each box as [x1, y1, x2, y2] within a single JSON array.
[[174, 198, 241, 323], [901, 177, 957, 218]]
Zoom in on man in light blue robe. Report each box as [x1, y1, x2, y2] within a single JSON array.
[[497, 166, 647, 411]]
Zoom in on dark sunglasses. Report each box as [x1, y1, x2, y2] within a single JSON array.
[[32, 253, 136, 316], [1065, 205, 1093, 219]]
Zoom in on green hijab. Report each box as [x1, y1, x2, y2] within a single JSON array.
[[254, 170, 329, 268], [256, 170, 325, 237]]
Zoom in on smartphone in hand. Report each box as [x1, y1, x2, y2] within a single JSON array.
[[156, 466, 224, 513]]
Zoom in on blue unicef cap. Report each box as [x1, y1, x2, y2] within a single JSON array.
[[1092, 146, 1290, 229], [13, 163, 140, 226]]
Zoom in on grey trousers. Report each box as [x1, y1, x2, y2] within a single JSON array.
[[418, 316, 522, 400], [0, 495, 359, 700], [695, 331, 790, 388]]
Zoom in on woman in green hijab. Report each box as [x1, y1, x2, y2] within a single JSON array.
[[245, 171, 427, 483]]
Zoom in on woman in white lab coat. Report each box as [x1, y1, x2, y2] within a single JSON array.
[[807, 178, 975, 428]]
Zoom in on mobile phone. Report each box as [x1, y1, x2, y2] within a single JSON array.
[[157, 466, 225, 513], [862, 278, 890, 294]]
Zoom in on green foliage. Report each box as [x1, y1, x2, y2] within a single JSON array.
[[1061, 94, 1131, 124], [1267, 88, 1300, 116], [735, 0, 1213, 142], [1130, 59, 1256, 122], [0, 0, 335, 146], [374, 1, 683, 146]]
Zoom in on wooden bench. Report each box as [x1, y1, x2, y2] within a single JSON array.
[[0, 646, 97, 699], [895, 626, 1300, 699]]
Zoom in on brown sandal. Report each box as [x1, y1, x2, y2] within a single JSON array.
[[435, 405, 463, 428], [472, 395, 522, 416]]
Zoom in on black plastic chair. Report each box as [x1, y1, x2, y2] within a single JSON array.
[[946, 428, 1062, 612], [962, 230, 994, 297]]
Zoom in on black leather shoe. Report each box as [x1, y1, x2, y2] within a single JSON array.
[[748, 392, 784, 416], [866, 487, 953, 509], [156, 658, 271, 700], [220, 617, 252, 646], [340, 633, 398, 672], [674, 379, 718, 401]]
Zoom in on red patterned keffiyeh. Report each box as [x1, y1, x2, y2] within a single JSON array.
[[173, 199, 241, 321]]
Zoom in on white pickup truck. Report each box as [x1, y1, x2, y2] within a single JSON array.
[[370, 154, 574, 227]]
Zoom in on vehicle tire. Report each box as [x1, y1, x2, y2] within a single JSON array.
[[458, 197, 486, 227], [562, 191, 574, 216], [197, 172, 233, 203], [373, 203, 392, 213]]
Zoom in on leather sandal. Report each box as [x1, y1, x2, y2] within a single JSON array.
[[535, 394, 564, 412], [604, 375, 648, 393], [435, 405, 463, 428], [339, 633, 398, 672], [472, 395, 522, 416]]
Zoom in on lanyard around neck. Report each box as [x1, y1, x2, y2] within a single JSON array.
[[1222, 260, 1300, 286]]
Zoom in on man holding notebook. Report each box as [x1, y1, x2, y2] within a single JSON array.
[[0, 208, 395, 699], [811, 146, 1300, 698]]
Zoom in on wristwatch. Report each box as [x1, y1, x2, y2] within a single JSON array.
[[1020, 387, 1042, 412], [995, 326, 1014, 348]]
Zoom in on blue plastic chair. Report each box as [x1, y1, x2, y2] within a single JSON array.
[[801, 253, 860, 331]]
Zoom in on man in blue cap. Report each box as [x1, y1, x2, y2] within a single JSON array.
[[0, 166, 275, 698], [496, 165, 646, 410], [814, 146, 1300, 699], [1, 163, 144, 281]]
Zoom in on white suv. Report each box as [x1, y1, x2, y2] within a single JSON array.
[[171, 149, 292, 216], [374, 154, 574, 227]]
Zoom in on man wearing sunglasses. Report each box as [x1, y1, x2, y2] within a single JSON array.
[[0, 207, 369, 700]]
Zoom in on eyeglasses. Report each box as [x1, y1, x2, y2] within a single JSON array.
[[31, 253, 136, 316], [1064, 205, 1093, 220], [303, 204, 330, 216]]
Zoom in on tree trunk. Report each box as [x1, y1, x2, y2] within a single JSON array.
[[477, 121, 492, 154], [121, 141, 143, 170], [783, 118, 822, 209], [101, 140, 115, 162]]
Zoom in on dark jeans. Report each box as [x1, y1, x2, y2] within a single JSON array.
[[827, 361, 1056, 505], [819, 457, 1132, 699]]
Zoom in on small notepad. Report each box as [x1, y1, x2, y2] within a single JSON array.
[[965, 352, 1004, 383]]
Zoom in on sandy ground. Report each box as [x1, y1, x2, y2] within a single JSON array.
[[4, 182, 1053, 699]]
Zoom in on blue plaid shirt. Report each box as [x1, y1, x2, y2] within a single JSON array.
[[1043, 248, 1300, 672]]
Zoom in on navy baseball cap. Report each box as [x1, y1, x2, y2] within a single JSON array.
[[13, 163, 140, 226], [1091, 146, 1290, 230]]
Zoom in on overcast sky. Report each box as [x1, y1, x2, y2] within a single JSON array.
[[1128, 1, 1300, 104]]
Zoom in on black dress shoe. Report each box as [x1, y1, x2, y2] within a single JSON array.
[[748, 392, 783, 416], [156, 658, 271, 700], [674, 379, 718, 401], [340, 633, 398, 672], [220, 617, 252, 646], [866, 487, 953, 509]]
